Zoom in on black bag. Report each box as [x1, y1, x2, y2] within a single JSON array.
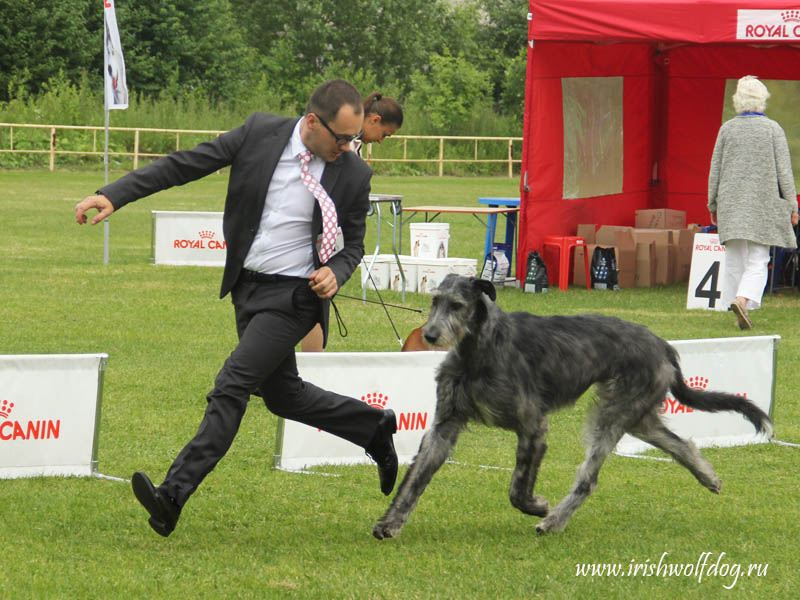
[[590, 247, 619, 290], [523, 250, 548, 293]]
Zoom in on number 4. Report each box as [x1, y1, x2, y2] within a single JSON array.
[[695, 261, 722, 308]]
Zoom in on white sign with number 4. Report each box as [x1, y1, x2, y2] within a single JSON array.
[[687, 233, 729, 310]]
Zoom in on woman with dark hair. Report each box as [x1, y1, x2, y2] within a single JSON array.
[[301, 92, 404, 352], [353, 92, 403, 155]]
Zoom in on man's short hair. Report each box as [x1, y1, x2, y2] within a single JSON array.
[[306, 79, 363, 122]]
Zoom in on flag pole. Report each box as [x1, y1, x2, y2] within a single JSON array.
[[103, 0, 128, 265], [104, 108, 110, 265], [103, 17, 110, 265]]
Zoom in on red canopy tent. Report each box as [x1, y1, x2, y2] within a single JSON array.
[[517, 0, 800, 280]]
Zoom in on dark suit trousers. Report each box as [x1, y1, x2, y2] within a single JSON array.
[[160, 277, 384, 507]]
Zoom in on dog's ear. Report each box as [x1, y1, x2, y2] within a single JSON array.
[[472, 277, 497, 302]]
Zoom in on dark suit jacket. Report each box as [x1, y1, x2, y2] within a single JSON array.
[[99, 112, 373, 346]]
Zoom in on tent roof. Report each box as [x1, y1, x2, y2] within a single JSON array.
[[530, 0, 800, 44]]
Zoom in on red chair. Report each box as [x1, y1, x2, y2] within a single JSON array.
[[542, 236, 590, 291]]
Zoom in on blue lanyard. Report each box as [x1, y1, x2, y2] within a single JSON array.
[[737, 112, 765, 117]]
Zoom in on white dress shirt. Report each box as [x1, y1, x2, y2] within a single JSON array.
[[243, 117, 325, 277]]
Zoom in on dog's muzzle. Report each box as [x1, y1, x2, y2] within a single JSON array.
[[422, 325, 441, 347]]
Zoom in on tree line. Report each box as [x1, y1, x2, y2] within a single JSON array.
[[0, 0, 528, 135]]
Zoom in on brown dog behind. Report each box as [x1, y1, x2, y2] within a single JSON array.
[[401, 325, 434, 351]]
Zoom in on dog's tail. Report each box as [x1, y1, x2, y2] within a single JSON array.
[[669, 358, 774, 438]]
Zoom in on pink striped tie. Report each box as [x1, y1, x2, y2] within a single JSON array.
[[298, 150, 339, 263]]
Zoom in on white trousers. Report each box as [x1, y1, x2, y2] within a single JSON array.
[[722, 239, 771, 310]]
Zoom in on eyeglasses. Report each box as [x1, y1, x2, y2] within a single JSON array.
[[314, 113, 362, 146]]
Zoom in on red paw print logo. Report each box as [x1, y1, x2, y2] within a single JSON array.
[[361, 392, 388, 410], [686, 376, 708, 390], [0, 400, 14, 419]]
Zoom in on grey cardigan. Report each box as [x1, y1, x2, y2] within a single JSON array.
[[708, 115, 797, 248]]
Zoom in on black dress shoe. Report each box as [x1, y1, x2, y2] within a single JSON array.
[[366, 410, 399, 496], [131, 471, 181, 537]]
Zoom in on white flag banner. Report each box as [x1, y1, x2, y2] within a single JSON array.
[[617, 335, 778, 455], [103, 0, 128, 110], [0, 354, 107, 479], [275, 352, 446, 471]]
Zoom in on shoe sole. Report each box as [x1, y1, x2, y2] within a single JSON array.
[[131, 472, 175, 537], [731, 302, 752, 330]]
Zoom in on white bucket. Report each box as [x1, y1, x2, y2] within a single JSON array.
[[416, 258, 454, 294], [360, 254, 392, 290], [410, 223, 450, 259], [389, 256, 420, 293], [446, 257, 478, 278]]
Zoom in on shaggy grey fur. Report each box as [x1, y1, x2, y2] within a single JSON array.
[[373, 275, 774, 538]]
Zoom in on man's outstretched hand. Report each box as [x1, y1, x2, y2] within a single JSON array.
[[75, 194, 114, 225]]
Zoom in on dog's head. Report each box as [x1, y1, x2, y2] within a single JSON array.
[[422, 275, 496, 348]]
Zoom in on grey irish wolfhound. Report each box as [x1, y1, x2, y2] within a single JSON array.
[[373, 275, 773, 538]]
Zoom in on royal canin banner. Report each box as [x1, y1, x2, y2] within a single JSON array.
[[275, 337, 778, 469], [617, 335, 777, 455], [276, 352, 444, 471], [0, 354, 107, 479], [529, 1, 800, 44], [151, 211, 226, 267], [737, 8, 800, 40]]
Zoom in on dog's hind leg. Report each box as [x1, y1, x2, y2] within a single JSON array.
[[536, 415, 626, 534], [630, 412, 722, 493], [509, 419, 550, 517], [373, 418, 465, 539]]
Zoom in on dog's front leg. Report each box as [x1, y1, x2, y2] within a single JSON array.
[[509, 425, 550, 517], [372, 418, 464, 540]]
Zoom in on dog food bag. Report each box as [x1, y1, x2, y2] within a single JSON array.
[[480, 250, 509, 287], [590, 246, 619, 290], [524, 250, 549, 293]]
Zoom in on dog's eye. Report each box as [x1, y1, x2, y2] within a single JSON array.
[[449, 301, 464, 311]]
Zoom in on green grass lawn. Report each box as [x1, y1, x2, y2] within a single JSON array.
[[1, 169, 799, 599]]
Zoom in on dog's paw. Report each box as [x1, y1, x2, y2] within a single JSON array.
[[535, 514, 566, 535], [708, 477, 722, 494], [372, 518, 402, 540]]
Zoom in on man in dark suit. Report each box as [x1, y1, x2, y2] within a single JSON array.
[[74, 79, 398, 537]]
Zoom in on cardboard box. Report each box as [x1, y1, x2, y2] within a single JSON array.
[[631, 225, 703, 286], [572, 224, 597, 288], [613, 228, 637, 289], [632, 229, 674, 285], [574, 221, 701, 288], [635, 209, 686, 230], [634, 237, 657, 287], [671, 225, 702, 282]]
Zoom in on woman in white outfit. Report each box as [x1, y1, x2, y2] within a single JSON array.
[[708, 75, 799, 329]]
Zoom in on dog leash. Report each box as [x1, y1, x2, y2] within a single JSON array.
[[335, 294, 424, 314], [330, 299, 348, 339]]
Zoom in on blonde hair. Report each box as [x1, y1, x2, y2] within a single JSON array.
[[732, 75, 770, 114]]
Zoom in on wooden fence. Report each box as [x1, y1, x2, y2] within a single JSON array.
[[0, 122, 523, 177]]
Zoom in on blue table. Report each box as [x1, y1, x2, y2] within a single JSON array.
[[478, 197, 520, 272]]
